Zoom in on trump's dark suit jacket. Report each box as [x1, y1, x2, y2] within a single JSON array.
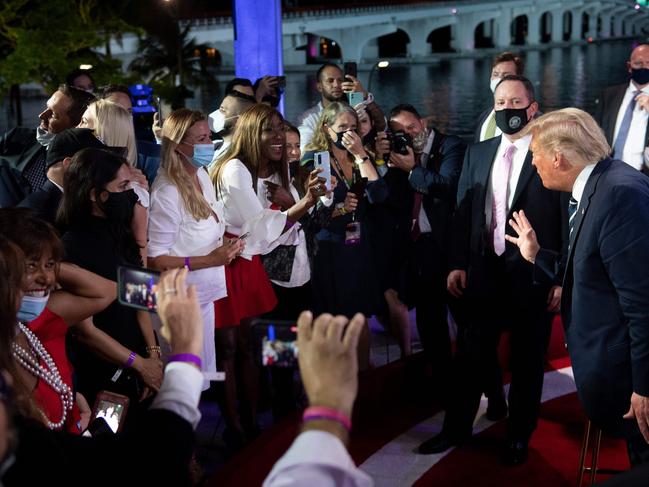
[[537, 158, 649, 435]]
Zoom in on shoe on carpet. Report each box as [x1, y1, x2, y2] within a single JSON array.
[[418, 432, 463, 455]]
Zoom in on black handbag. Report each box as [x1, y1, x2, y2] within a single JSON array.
[[261, 244, 297, 282]]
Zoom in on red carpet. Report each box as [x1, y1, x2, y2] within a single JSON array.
[[209, 317, 630, 486], [414, 392, 629, 487]]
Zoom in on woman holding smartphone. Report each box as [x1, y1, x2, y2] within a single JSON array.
[[302, 102, 388, 370], [0, 209, 133, 434], [210, 103, 323, 447], [148, 109, 243, 389]]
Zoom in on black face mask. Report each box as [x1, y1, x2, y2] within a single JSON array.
[[495, 105, 531, 135], [631, 68, 649, 86], [101, 188, 138, 222], [331, 130, 347, 150]]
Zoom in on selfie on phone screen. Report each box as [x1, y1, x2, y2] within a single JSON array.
[[117, 266, 160, 312]]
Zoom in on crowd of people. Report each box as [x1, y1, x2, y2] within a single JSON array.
[[0, 42, 649, 485]]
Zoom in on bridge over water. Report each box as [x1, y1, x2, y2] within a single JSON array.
[[107, 0, 649, 68]]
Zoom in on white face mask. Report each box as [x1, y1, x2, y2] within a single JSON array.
[[490, 77, 501, 93], [35, 126, 55, 147], [208, 110, 238, 134]]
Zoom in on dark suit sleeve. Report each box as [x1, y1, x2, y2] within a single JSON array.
[[449, 146, 473, 270], [600, 185, 649, 396], [407, 136, 465, 202], [533, 248, 561, 286]]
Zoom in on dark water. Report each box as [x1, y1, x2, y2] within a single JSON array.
[[281, 39, 638, 139], [1, 39, 639, 137]]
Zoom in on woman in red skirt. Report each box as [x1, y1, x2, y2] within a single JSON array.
[[210, 104, 323, 447]]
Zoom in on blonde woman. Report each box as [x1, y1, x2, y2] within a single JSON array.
[[79, 99, 137, 166], [302, 102, 388, 370], [147, 108, 243, 389]]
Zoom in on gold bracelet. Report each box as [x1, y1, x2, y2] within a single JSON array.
[[146, 345, 162, 357]]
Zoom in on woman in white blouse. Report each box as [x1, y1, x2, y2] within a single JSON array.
[[147, 109, 244, 390], [210, 104, 323, 446]]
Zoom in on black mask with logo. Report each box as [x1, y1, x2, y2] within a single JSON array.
[[495, 104, 532, 135]]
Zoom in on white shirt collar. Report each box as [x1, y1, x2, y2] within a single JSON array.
[[505, 133, 532, 153], [629, 80, 649, 95], [421, 128, 435, 157], [571, 163, 597, 204], [48, 178, 64, 192]]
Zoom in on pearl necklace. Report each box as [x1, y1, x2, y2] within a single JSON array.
[[12, 322, 74, 430]]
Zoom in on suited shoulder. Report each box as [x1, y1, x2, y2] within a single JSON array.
[[601, 83, 628, 96], [439, 132, 466, 150], [594, 83, 628, 109], [0, 126, 37, 151], [466, 136, 500, 154], [602, 159, 649, 195]]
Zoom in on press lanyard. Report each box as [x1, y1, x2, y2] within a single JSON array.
[[331, 157, 353, 190]]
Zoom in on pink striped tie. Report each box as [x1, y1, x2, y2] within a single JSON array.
[[491, 144, 516, 256]]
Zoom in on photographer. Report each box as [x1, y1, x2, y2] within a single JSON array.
[[386, 105, 465, 396]]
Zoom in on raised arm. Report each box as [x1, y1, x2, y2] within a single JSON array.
[[48, 263, 116, 326]]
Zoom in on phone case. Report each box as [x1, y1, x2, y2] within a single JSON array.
[[314, 151, 332, 190]]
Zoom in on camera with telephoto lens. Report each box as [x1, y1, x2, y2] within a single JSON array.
[[386, 130, 412, 156]]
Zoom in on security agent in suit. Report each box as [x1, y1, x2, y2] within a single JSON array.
[[507, 108, 649, 467], [17, 128, 106, 227], [0, 85, 95, 205], [594, 44, 649, 174], [418, 75, 568, 466], [385, 104, 465, 393]]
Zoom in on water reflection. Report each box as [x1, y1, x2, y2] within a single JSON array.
[[0, 39, 638, 138], [280, 39, 635, 139]]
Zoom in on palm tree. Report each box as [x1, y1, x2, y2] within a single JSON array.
[[129, 23, 214, 107]]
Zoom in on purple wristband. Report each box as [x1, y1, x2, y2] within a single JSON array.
[[124, 351, 136, 368], [184, 256, 191, 270], [169, 353, 202, 369]]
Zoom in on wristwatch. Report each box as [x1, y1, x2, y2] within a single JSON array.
[[355, 155, 370, 165]]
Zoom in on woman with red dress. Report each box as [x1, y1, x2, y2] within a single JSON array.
[[0, 209, 119, 433]]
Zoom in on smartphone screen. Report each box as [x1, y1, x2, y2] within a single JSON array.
[[92, 391, 130, 433], [344, 61, 357, 79], [347, 91, 364, 107], [314, 151, 331, 190], [252, 320, 298, 367], [117, 265, 160, 312]]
